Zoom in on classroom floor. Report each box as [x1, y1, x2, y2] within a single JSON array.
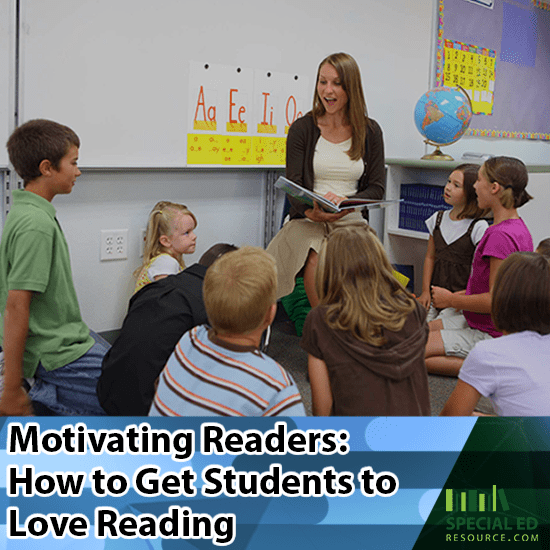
[[100, 304, 494, 417]]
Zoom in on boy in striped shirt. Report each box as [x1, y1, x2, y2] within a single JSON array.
[[149, 246, 306, 416]]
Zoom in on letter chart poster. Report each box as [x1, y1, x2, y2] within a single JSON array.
[[187, 62, 310, 167], [1, 416, 549, 549]]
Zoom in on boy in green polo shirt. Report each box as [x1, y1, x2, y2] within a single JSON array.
[[0, 119, 109, 416]]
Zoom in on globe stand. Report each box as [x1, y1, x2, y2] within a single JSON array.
[[421, 141, 454, 161]]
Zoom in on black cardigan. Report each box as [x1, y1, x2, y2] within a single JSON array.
[[285, 113, 386, 219]]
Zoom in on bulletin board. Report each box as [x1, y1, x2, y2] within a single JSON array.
[[17, 0, 435, 168], [436, 0, 550, 140], [0, 0, 11, 167]]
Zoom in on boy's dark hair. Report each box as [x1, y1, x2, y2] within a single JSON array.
[[6, 119, 80, 184], [199, 243, 238, 268], [536, 238, 550, 262], [492, 252, 550, 335]]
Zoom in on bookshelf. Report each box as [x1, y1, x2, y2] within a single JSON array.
[[383, 159, 550, 295]]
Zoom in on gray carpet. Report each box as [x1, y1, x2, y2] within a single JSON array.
[[100, 316, 495, 417]]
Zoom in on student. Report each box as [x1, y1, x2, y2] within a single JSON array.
[[300, 225, 430, 416], [426, 156, 533, 376], [0, 119, 108, 416], [536, 237, 550, 261], [418, 164, 489, 320], [149, 247, 306, 416], [441, 252, 550, 416], [98, 243, 237, 416], [134, 200, 197, 293]]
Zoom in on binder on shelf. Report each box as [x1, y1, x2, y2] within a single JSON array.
[[398, 183, 451, 233]]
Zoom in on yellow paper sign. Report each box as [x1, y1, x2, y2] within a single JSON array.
[[188, 135, 286, 166], [187, 134, 253, 165], [253, 137, 286, 166], [443, 40, 495, 115]]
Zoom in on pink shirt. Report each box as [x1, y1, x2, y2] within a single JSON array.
[[464, 218, 533, 337]]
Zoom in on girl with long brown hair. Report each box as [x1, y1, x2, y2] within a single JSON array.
[[300, 225, 430, 416]]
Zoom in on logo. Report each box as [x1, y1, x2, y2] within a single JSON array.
[[446, 485, 509, 513], [445, 486, 539, 544]]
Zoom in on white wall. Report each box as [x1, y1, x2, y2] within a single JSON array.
[[3, 0, 550, 332], [440, 136, 550, 166], [520, 172, 550, 249], [53, 169, 266, 331], [18, 0, 435, 167]]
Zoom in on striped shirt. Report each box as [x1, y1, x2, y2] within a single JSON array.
[[149, 325, 306, 417]]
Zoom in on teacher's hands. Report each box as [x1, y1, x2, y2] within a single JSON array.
[[304, 193, 350, 223]]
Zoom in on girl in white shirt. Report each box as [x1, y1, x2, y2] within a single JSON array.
[[134, 201, 197, 293], [418, 164, 489, 320]]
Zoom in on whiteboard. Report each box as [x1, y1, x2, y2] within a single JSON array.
[[19, 0, 433, 167], [0, 0, 12, 166]]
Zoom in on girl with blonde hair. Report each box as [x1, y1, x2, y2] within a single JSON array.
[[300, 225, 430, 416], [134, 201, 197, 293]]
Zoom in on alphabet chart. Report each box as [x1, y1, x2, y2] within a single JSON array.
[[187, 62, 309, 166], [442, 40, 496, 116]]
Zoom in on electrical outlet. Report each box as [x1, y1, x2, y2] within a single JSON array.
[[100, 229, 128, 261]]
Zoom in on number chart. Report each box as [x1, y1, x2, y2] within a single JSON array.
[[443, 39, 496, 116]]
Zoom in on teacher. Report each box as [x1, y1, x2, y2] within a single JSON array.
[[267, 52, 385, 309]]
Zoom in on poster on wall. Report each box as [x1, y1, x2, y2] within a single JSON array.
[[442, 39, 495, 116], [187, 62, 310, 166], [436, 0, 550, 140]]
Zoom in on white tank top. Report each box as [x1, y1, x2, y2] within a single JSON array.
[[313, 136, 364, 198]]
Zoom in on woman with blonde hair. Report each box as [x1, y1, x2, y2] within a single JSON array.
[[266, 53, 385, 329], [300, 225, 431, 416]]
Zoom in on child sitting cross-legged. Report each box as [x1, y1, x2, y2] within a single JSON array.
[[425, 157, 534, 376], [149, 246, 306, 417], [300, 224, 431, 416], [441, 252, 550, 416]]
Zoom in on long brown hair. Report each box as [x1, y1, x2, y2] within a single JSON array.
[[453, 163, 490, 220], [311, 53, 368, 161], [315, 225, 416, 346]]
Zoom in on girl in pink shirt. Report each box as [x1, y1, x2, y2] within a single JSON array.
[[425, 157, 533, 376]]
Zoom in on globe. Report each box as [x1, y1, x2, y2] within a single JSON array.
[[414, 86, 472, 160]]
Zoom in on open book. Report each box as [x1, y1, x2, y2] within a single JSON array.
[[275, 176, 400, 213]]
